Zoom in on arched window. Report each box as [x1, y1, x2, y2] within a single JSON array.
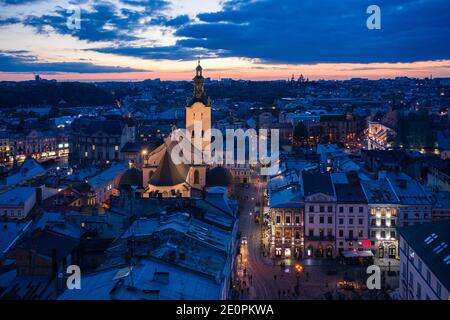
[[192, 130, 195, 138], [194, 170, 200, 184]]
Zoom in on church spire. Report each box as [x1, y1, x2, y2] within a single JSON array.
[[193, 60, 205, 101]]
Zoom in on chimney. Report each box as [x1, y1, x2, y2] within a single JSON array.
[[399, 179, 407, 189], [35, 187, 43, 205], [378, 170, 387, 180]]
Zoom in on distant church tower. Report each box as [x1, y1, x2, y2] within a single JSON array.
[[185, 60, 211, 152]]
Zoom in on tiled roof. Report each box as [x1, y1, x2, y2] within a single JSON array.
[[302, 171, 334, 197], [335, 183, 367, 203], [148, 142, 190, 187]]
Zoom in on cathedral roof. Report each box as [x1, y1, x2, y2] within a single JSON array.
[[119, 167, 143, 188], [148, 142, 190, 187]]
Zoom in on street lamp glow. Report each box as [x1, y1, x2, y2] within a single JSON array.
[[295, 264, 304, 273]]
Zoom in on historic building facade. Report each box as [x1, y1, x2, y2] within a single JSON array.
[[69, 118, 135, 167], [303, 172, 337, 258]]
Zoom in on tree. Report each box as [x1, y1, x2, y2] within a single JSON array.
[[293, 122, 309, 144]]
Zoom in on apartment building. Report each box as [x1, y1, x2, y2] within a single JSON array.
[[399, 220, 450, 300]]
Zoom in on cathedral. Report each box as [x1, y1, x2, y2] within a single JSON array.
[[138, 61, 230, 198]]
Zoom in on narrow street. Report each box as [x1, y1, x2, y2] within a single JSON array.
[[235, 182, 278, 299], [235, 182, 301, 300]]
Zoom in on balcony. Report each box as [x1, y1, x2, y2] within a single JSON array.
[[306, 235, 335, 241]]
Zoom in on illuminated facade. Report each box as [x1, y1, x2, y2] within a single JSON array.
[[0, 133, 11, 163], [11, 130, 68, 163], [362, 178, 400, 259], [367, 121, 395, 150], [271, 206, 304, 259]]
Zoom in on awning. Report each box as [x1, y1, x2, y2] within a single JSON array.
[[342, 250, 374, 258]]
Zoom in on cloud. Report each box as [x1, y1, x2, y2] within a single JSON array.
[[164, 14, 191, 27], [174, 0, 450, 64], [0, 51, 143, 73], [90, 44, 217, 60], [0, 0, 44, 4], [22, 2, 146, 42], [19, 0, 173, 43], [2, 0, 449, 65], [0, 17, 20, 25]]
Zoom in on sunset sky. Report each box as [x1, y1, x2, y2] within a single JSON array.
[[0, 0, 449, 81]]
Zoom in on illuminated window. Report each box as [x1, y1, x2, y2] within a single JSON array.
[[115, 145, 119, 151]]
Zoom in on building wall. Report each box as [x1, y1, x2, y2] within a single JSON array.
[[367, 122, 394, 150], [0, 138, 11, 163], [432, 208, 450, 220], [336, 203, 369, 253], [11, 130, 65, 162], [185, 101, 211, 152], [399, 236, 449, 300], [368, 205, 399, 258], [426, 167, 450, 192], [304, 195, 337, 258], [69, 123, 134, 167], [270, 207, 304, 258], [70, 132, 123, 166], [0, 191, 36, 219], [397, 205, 432, 227], [93, 174, 122, 205]]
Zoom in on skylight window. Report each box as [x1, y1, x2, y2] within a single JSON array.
[[424, 233, 438, 244], [433, 242, 448, 254], [444, 255, 450, 265]]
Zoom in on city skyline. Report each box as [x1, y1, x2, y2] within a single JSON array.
[[0, 0, 449, 81]]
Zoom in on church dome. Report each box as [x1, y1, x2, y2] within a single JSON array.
[[206, 166, 232, 187], [119, 168, 143, 188]]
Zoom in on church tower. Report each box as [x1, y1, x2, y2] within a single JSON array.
[[185, 60, 211, 152]]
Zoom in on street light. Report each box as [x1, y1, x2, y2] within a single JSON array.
[[295, 263, 304, 295]]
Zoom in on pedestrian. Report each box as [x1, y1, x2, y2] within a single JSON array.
[[274, 274, 277, 281], [278, 290, 281, 299]]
